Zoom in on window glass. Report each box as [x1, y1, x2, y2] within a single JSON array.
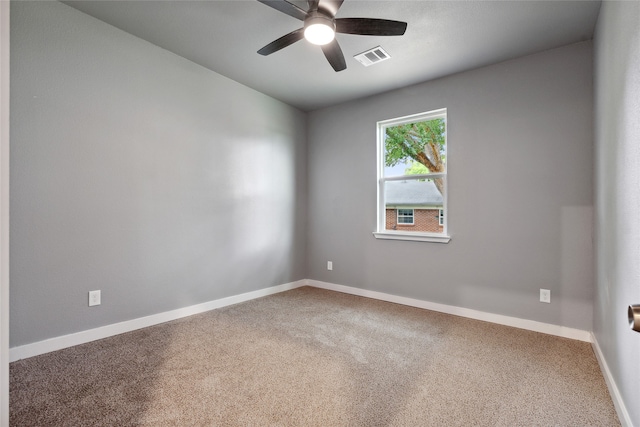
[[397, 209, 414, 224], [377, 109, 448, 239]]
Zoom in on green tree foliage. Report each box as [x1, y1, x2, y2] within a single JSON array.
[[385, 118, 446, 194]]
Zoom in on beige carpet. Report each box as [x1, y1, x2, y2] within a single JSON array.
[[10, 287, 619, 426]]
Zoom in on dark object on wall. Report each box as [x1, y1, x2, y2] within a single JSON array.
[[629, 305, 640, 333]]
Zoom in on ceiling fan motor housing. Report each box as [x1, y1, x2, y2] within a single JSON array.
[[305, 10, 336, 28]]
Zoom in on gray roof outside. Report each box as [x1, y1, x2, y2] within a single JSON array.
[[385, 180, 443, 207]]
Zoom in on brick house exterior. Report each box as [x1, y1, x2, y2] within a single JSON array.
[[385, 180, 444, 233], [385, 208, 443, 233]]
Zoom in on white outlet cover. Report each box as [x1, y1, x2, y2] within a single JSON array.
[[327, 261, 333, 271], [89, 290, 101, 306], [540, 289, 551, 303]]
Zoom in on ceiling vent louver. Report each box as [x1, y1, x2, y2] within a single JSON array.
[[354, 46, 390, 67]]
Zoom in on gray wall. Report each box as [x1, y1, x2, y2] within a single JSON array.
[[594, 1, 640, 424], [307, 42, 594, 330], [10, 1, 307, 347], [9, 0, 602, 354]]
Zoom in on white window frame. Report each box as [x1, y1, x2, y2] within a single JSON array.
[[396, 208, 414, 225], [438, 209, 444, 226], [373, 108, 450, 243]]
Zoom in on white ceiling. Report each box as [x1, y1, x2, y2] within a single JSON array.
[[63, 0, 601, 111]]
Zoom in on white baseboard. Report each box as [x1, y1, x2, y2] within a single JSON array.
[[9, 280, 306, 362], [306, 280, 592, 342], [10, 279, 594, 363], [12, 279, 628, 424], [591, 334, 633, 427]]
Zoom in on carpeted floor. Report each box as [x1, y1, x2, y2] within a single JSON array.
[[10, 286, 620, 426]]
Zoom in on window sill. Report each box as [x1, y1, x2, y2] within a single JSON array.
[[373, 231, 451, 243]]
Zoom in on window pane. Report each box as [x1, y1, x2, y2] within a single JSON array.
[[383, 158, 416, 178], [383, 117, 446, 177], [384, 178, 445, 234], [397, 208, 414, 224]]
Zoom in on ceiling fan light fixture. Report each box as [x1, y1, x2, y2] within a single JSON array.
[[256, 0, 408, 72], [304, 14, 335, 45]]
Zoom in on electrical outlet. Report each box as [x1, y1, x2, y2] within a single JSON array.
[[327, 261, 333, 271], [540, 289, 551, 303], [89, 290, 101, 306]]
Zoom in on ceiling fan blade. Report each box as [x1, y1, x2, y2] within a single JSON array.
[[335, 18, 408, 36], [321, 39, 347, 72], [256, 0, 308, 21], [258, 28, 305, 56], [318, 0, 344, 16], [308, 0, 319, 12]]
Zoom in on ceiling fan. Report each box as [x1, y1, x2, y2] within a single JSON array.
[[256, 0, 408, 72]]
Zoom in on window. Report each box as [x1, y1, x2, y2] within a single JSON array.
[[374, 108, 450, 243], [397, 209, 414, 225]]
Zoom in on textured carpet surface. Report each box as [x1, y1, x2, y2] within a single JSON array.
[[10, 287, 619, 426]]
